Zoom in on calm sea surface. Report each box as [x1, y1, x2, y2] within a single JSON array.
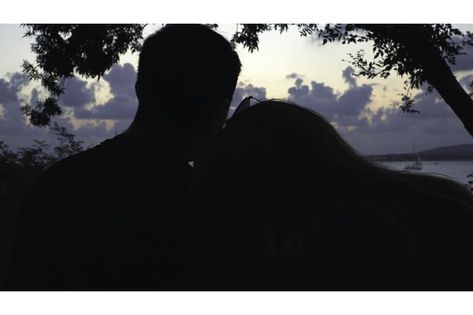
[[381, 160, 473, 185]]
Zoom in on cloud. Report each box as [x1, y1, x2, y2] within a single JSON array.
[[73, 63, 138, 121], [285, 73, 301, 79], [67, 120, 114, 147], [2, 64, 473, 156], [111, 118, 133, 135], [103, 62, 136, 97], [59, 77, 95, 107], [451, 43, 473, 72], [287, 80, 338, 120], [284, 68, 473, 154], [335, 84, 372, 116], [0, 85, 48, 148], [75, 95, 137, 120], [342, 66, 357, 88], [350, 88, 473, 154], [0, 72, 44, 139], [0, 72, 115, 150], [0, 72, 28, 104], [459, 74, 473, 94], [286, 73, 372, 126], [228, 82, 267, 118]]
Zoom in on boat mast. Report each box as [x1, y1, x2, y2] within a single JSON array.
[[413, 143, 422, 166]]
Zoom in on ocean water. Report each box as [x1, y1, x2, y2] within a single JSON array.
[[381, 160, 473, 185]]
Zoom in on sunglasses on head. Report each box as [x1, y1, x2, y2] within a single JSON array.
[[232, 96, 264, 117]]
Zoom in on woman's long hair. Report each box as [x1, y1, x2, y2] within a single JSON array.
[[192, 100, 473, 290]]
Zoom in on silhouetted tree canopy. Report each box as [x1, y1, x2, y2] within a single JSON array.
[[0, 123, 84, 172], [21, 24, 145, 126], [0, 123, 84, 284], [231, 24, 473, 137], [20, 23, 473, 138]]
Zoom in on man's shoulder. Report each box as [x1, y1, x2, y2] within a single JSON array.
[[44, 139, 111, 176], [41, 134, 191, 185], [33, 137, 126, 192]]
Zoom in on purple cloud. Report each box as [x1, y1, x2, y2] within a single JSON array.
[[286, 69, 372, 126], [228, 82, 267, 118], [342, 66, 357, 89], [103, 62, 136, 98], [59, 77, 95, 108], [285, 73, 301, 79], [73, 63, 138, 121], [0, 72, 115, 149], [451, 43, 473, 72]]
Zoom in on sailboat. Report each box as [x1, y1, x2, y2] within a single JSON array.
[[404, 143, 423, 171]]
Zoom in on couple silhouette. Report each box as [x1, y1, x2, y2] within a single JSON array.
[[6, 24, 473, 290]]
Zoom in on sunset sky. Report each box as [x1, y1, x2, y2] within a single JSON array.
[[2, 0, 473, 312], [1, 23, 473, 154]]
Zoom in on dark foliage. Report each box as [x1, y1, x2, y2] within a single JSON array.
[[233, 24, 471, 112], [21, 24, 145, 126], [18, 23, 473, 136], [0, 124, 84, 286], [230, 24, 473, 137]]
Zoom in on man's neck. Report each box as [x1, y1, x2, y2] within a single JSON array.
[[124, 119, 205, 163]]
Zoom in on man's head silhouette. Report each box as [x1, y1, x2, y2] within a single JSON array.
[[129, 24, 241, 161]]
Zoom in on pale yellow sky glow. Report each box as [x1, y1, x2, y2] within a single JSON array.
[[0, 23, 439, 114], [120, 24, 407, 105]]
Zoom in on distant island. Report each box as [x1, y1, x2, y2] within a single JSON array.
[[366, 144, 473, 162]]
